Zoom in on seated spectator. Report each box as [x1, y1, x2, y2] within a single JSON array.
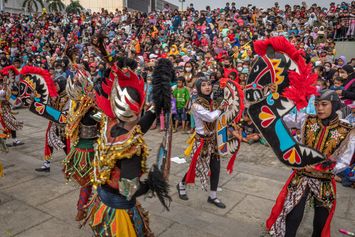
[[240, 112, 262, 145]]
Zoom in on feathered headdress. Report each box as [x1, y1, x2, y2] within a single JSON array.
[[254, 36, 318, 110]]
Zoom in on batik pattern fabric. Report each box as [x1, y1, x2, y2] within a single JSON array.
[[43, 92, 70, 160], [185, 133, 218, 191], [0, 101, 23, 133], [269, 171, 335, 237], [88, 195, 153, 237], [63, 138, 95, 187], [44, 121, 67, 161]]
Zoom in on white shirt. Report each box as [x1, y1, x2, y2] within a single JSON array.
[[192, 103, 221, 136]]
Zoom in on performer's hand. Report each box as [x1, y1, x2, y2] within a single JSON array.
[[218, 103, 227, 111]]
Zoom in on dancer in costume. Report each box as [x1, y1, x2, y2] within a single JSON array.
[[244, 36, 354, 237], [13, 65, 68, 172], [177, 76, 227, 208], [35, 74, 69, 172], [0, 67, 23, 149], [85, 35, 172, 236], [63, 52, 99, 221], [267, 90, 353, 237]]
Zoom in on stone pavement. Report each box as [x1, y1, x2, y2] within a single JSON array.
[[0, 109, 354, 237]]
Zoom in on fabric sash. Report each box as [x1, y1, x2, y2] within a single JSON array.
[[97, 186, 136, 209]]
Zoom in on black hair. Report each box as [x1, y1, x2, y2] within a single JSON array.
[[177, 76, 185, 83]]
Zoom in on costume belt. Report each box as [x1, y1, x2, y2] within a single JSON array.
[[195, 133, 215, 141], [79, 124, 97, 139], [297, 170, 333, 180], [98, 186, 136, 209]]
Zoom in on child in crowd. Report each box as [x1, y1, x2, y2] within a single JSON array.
[[329, 77, 344, 91], [228, 71, 238, 81], [173, 77, 190, 132], [240, 112, 262, 144]]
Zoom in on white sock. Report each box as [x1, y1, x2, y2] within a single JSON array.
[[179, 182, 186, 195], [209, 191, 217, 199], [43, 161, 50, 168]]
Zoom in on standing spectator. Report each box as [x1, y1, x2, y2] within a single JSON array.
[[173, 77, 190, 133]]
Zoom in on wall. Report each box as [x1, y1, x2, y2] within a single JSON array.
[[3, 0, 25, 13], [63, 0, 125, 13], [335, 41, 355, 61]]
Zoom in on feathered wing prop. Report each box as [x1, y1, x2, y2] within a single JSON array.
[[20, 66, 58, 98], [1, 65, 22, 107], [253, 36, 318, 110], [217, 78, 245, 174], [19, 66, 67, 124], [247, 36, 324, 168]]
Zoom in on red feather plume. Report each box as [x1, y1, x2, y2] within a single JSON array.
[[95, 73, 115, 118], [254, 36, 318, 110], [1, 65, 20, 76], [20, 66, 58, 97]]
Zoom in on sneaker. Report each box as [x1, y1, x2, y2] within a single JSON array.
[[7, 140, 24, 147], [207, 197, 226, 209], [176, 183, 188, 200], [35, 165, 50, 172], [13, 140, 24, 146]]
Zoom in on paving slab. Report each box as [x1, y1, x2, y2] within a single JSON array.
[[0, 200, 51, 237], [223, 172, 285, 200], [15, 217, 92, 237], [159, 222, 218, 237], [3, 176, 76, 207], [173, 185, 247, 216], [145, 200, 262, 237], [38, 189, 82, 226], [149, 214, 176, 236], [227, 194, 275, 223]]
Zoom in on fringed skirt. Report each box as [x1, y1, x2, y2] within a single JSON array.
[[87, 189, 153, 237], [63, 138, 95, 187]]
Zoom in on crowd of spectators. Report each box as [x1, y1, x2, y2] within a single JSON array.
[[0, 2, 354, 142]]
